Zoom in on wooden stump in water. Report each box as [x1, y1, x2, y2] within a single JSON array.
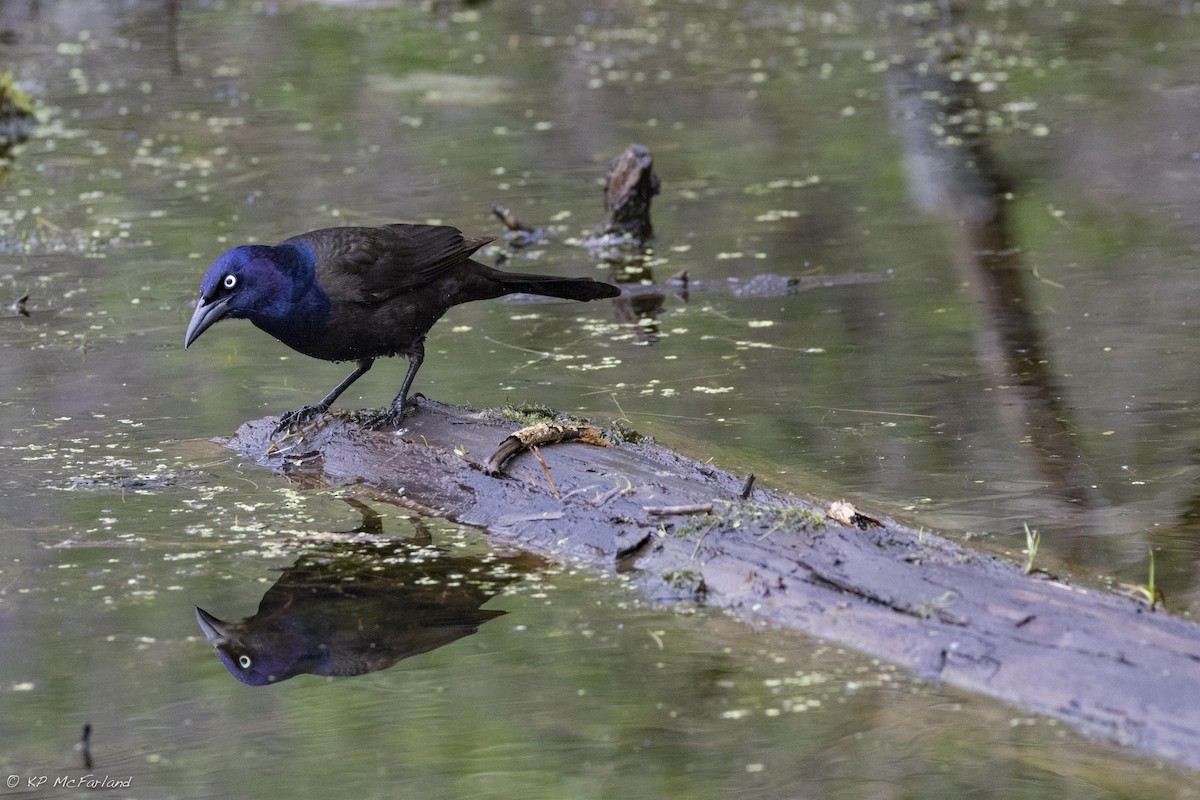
[[600, 143, 660, 242]]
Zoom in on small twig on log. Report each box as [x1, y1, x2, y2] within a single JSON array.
[[561, 483, 601, 500], [591, 480, 634, 507], [691, 527, 713, 561], [739, 473, 756, 499], [485, 421, 609, 476], [530, 445, 560, 499], [495, 511, 565, 526], [644, 503, 714, 516]]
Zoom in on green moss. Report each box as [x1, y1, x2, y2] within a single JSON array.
[[498, 401, 559, 426], [676, 511, 722, 539], [606, 419, 649, 445], [662, 570, 706, 598], [0, 72, 35, 117], [674, 499, 826, 540], [0, 72, 36, 152]]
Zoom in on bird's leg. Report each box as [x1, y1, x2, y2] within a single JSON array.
[[275, 358, 374, 433], [363, 339, 425, 430]]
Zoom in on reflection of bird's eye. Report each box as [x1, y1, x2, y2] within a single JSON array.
[[238, 654, 252, 669], [223, 274, 238, 290]]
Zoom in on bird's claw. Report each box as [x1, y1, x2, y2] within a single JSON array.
[[273, 404, 329, 434], [361, 412, 403, 431], [361, 396, 420, 430]]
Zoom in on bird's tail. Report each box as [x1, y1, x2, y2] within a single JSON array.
[[484, 267, 622, 302]]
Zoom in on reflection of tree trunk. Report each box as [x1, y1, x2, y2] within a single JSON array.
[[166, 0, 181, 76], [886, 20, 1104, 518], [955, 191, 1100, 507]]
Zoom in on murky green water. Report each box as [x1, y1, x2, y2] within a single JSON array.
[[3, 0, 1199, 795]]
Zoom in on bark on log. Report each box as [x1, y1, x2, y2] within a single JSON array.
[[224, 400, 1200, 770]]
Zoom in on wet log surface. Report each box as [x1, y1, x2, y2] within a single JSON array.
[[224, 400, 1200, 771]]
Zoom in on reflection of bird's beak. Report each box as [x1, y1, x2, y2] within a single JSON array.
[[195, 606, 232, 645], [184, 296, 231, 349]]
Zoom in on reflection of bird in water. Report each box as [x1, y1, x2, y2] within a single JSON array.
[[195, 541, 539, 686]]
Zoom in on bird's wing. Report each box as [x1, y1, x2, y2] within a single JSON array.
[[281, 224, 495, 304]]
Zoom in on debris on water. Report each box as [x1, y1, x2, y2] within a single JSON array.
[[65, 472, 184, 492], [7, 290, 29, 316], [78, 722, 93, 770], [492, 205, 543, 245]]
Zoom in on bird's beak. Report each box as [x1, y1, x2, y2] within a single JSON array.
[[184, 296, 231, 349], [195, 606, 232, 646]]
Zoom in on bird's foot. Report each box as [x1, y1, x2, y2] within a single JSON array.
[[361, 394, 421, 430], [273, 404, 330, 434]]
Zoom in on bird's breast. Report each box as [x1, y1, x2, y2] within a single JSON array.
[[253, 295, 442, 363]]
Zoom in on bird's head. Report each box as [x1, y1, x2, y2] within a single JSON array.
[[184, 245, 300, 349], [195, 606, 286, 686]]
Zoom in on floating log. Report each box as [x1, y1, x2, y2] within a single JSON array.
[[224, 399, 1200, 771]]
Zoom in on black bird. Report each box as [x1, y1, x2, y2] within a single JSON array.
[[195, 542, 539, 686], [184, 223, 620, 429]]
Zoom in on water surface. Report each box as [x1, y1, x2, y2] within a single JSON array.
[[2, 0, 1199, 795]]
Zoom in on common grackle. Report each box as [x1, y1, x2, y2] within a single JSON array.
[[184, 223, 620, 429], [195, 541, 538, 685]]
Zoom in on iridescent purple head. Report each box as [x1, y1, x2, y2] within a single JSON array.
[[184, 245, 308, 349]]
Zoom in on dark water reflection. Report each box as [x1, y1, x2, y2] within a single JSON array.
[[886, 15, 1105, 529], [2, 0, 1200, 794], [195, 536, 538, 686]]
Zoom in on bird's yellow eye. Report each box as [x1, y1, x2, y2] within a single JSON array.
[[237, 654, 252, 669], [223, 274, 238, 290]]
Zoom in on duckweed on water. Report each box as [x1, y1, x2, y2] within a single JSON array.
[[2, 1, 1198, 790]]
